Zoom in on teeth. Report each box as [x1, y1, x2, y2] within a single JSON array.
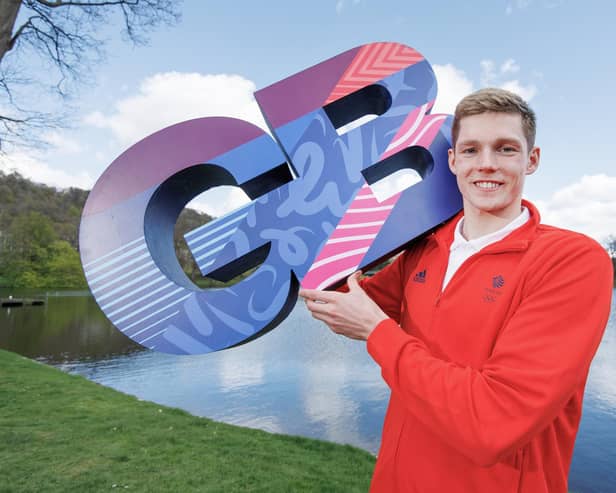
[[475, 181, 500, 189]]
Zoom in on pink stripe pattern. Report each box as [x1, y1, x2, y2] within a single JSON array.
[[301, 185, 398, 290], [300, 106, 448, 290], [325, 43, 424, 105]]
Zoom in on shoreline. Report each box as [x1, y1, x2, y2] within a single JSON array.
[[0, 348, 375, 492]]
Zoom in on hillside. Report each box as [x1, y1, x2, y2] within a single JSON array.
[[0, 170, 614, 288], [0, 171, 213, 288]]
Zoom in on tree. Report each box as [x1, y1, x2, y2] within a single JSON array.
[[605, 235, 616, 259], [0, 210, 89, 287], [7, 210, 57, 263], [0, 210, 56, 285], [0, 0, 180, 149], [174, 207, 213, 283], [603, 235, 616, 284], [46, 239, 87, 287]]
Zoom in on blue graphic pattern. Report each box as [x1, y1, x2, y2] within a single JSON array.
[[80, 49, 462, 355]]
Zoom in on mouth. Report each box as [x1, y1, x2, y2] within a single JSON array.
[[473, 180, 503, 191]]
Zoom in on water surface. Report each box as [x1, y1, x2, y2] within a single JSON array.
[[1, 288, 614, 492]]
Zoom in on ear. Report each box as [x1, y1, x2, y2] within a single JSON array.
[[526, 146, 540, 175], [448, 148, 457, 175]]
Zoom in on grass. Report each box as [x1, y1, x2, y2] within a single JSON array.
[[0, 349, 375, 492]]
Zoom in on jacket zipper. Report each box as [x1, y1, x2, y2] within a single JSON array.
[[434, 243, 529, 307]]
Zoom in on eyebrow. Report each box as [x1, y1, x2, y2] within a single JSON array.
[[457, 137, 523, 147], [456, 139, 479, 147]]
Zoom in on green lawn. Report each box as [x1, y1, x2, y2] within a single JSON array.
[[0, 349, 375, 492]]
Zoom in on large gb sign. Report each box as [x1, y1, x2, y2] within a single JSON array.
[[79, 42, 462, 355]]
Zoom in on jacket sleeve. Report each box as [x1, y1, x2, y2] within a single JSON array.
[[366, 236, 613, 466]]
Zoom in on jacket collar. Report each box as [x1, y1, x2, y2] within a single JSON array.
[[433, 199, 540, 252]]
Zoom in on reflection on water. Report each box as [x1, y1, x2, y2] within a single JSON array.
[[0, 289, 143, 360], [56, 305, 389, 453], [0, 287, 388, 453], [569, 297, 616, 493], [1, 288, 615, 492]]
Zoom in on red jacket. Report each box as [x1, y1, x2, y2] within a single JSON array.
[[362, 201, 613, 493]]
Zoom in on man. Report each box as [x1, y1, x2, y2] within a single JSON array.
[[299, 88, 613, 492]]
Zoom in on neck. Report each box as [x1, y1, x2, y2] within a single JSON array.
[[461, 205, 523, 240]]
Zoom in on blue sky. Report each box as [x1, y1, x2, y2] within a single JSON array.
[[2, 0, 615, 240]]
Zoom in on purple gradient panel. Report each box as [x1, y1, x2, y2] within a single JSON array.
[[83, 117, 264, 216], [255, 47, 359, 129]]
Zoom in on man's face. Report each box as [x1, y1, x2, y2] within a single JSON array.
[[448, 112, 540, 221]]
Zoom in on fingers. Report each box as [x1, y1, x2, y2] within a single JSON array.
[[304, 299, 333, 326], [346, 270, 363, 290], [298, 288, 318, 301], [299, 288, 334, 304], [299, 270, 362, 300], [299, 289, 330, 314], [304, 297, 331, 312]]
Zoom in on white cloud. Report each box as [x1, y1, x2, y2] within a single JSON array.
[[479, 59, 496, 86], [218, 349, 265, 390], [500, 58, 520, 75], [433, 60, 535, 113], [506, 0, 562, 14], [500, 79, 537, 102], [480, 58, 537, 101], [0, 150, 94, 190], [336, 0, 360, 14], [432, 64, 475, 114], [506, 0, 534, 13], [531, 174, 616, 242], [84, 72, 268, 147], [43, 131, 84, 154], [300, 363, 363, 445], [188, 185, 251, 218]]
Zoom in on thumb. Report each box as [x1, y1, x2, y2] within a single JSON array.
[[347, 271, 363, 291]]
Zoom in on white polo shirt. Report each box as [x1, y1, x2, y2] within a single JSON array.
[[442, 207, 530, 290]]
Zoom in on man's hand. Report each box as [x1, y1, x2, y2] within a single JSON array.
[[299, 271, 389, 341]]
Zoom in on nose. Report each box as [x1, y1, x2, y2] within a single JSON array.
[[477, 150, 497, 171]]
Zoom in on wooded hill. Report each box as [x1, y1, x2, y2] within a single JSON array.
[[0, 171, 212, 288], [0, 170, 614, 288]]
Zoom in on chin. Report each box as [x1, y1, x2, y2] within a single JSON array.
[[466, 195, 511, 214]]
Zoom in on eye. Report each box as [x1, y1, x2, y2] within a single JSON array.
[[460, 147, 476, 155], [499, 145, 518, 154]]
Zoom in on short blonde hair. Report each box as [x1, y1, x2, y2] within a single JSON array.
[[452, 88, 536, 148]]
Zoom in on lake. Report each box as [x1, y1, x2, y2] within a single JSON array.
[[1, 287, 615, 492]]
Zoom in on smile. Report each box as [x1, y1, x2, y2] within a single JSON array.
[[473, 181, 503, 190]]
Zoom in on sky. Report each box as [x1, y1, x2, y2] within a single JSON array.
[[1, 0, 615, 242]]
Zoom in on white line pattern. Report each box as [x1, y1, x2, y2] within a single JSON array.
[[83, 236, 145, 269]]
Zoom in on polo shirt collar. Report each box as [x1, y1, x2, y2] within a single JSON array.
[[450, 206, 530, 253]]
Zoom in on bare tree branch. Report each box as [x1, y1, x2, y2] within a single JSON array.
[[604, 235, 616, 259], [0, 0, 180, 150], [37, 1, 140, 7]]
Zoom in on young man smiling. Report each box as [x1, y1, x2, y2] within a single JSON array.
[[300, 88, 613, 492]]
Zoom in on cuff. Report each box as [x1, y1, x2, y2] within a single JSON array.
[[367, 318, 411, 367]]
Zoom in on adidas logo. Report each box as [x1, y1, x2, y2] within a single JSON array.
[[413, 269, 427, 283]]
